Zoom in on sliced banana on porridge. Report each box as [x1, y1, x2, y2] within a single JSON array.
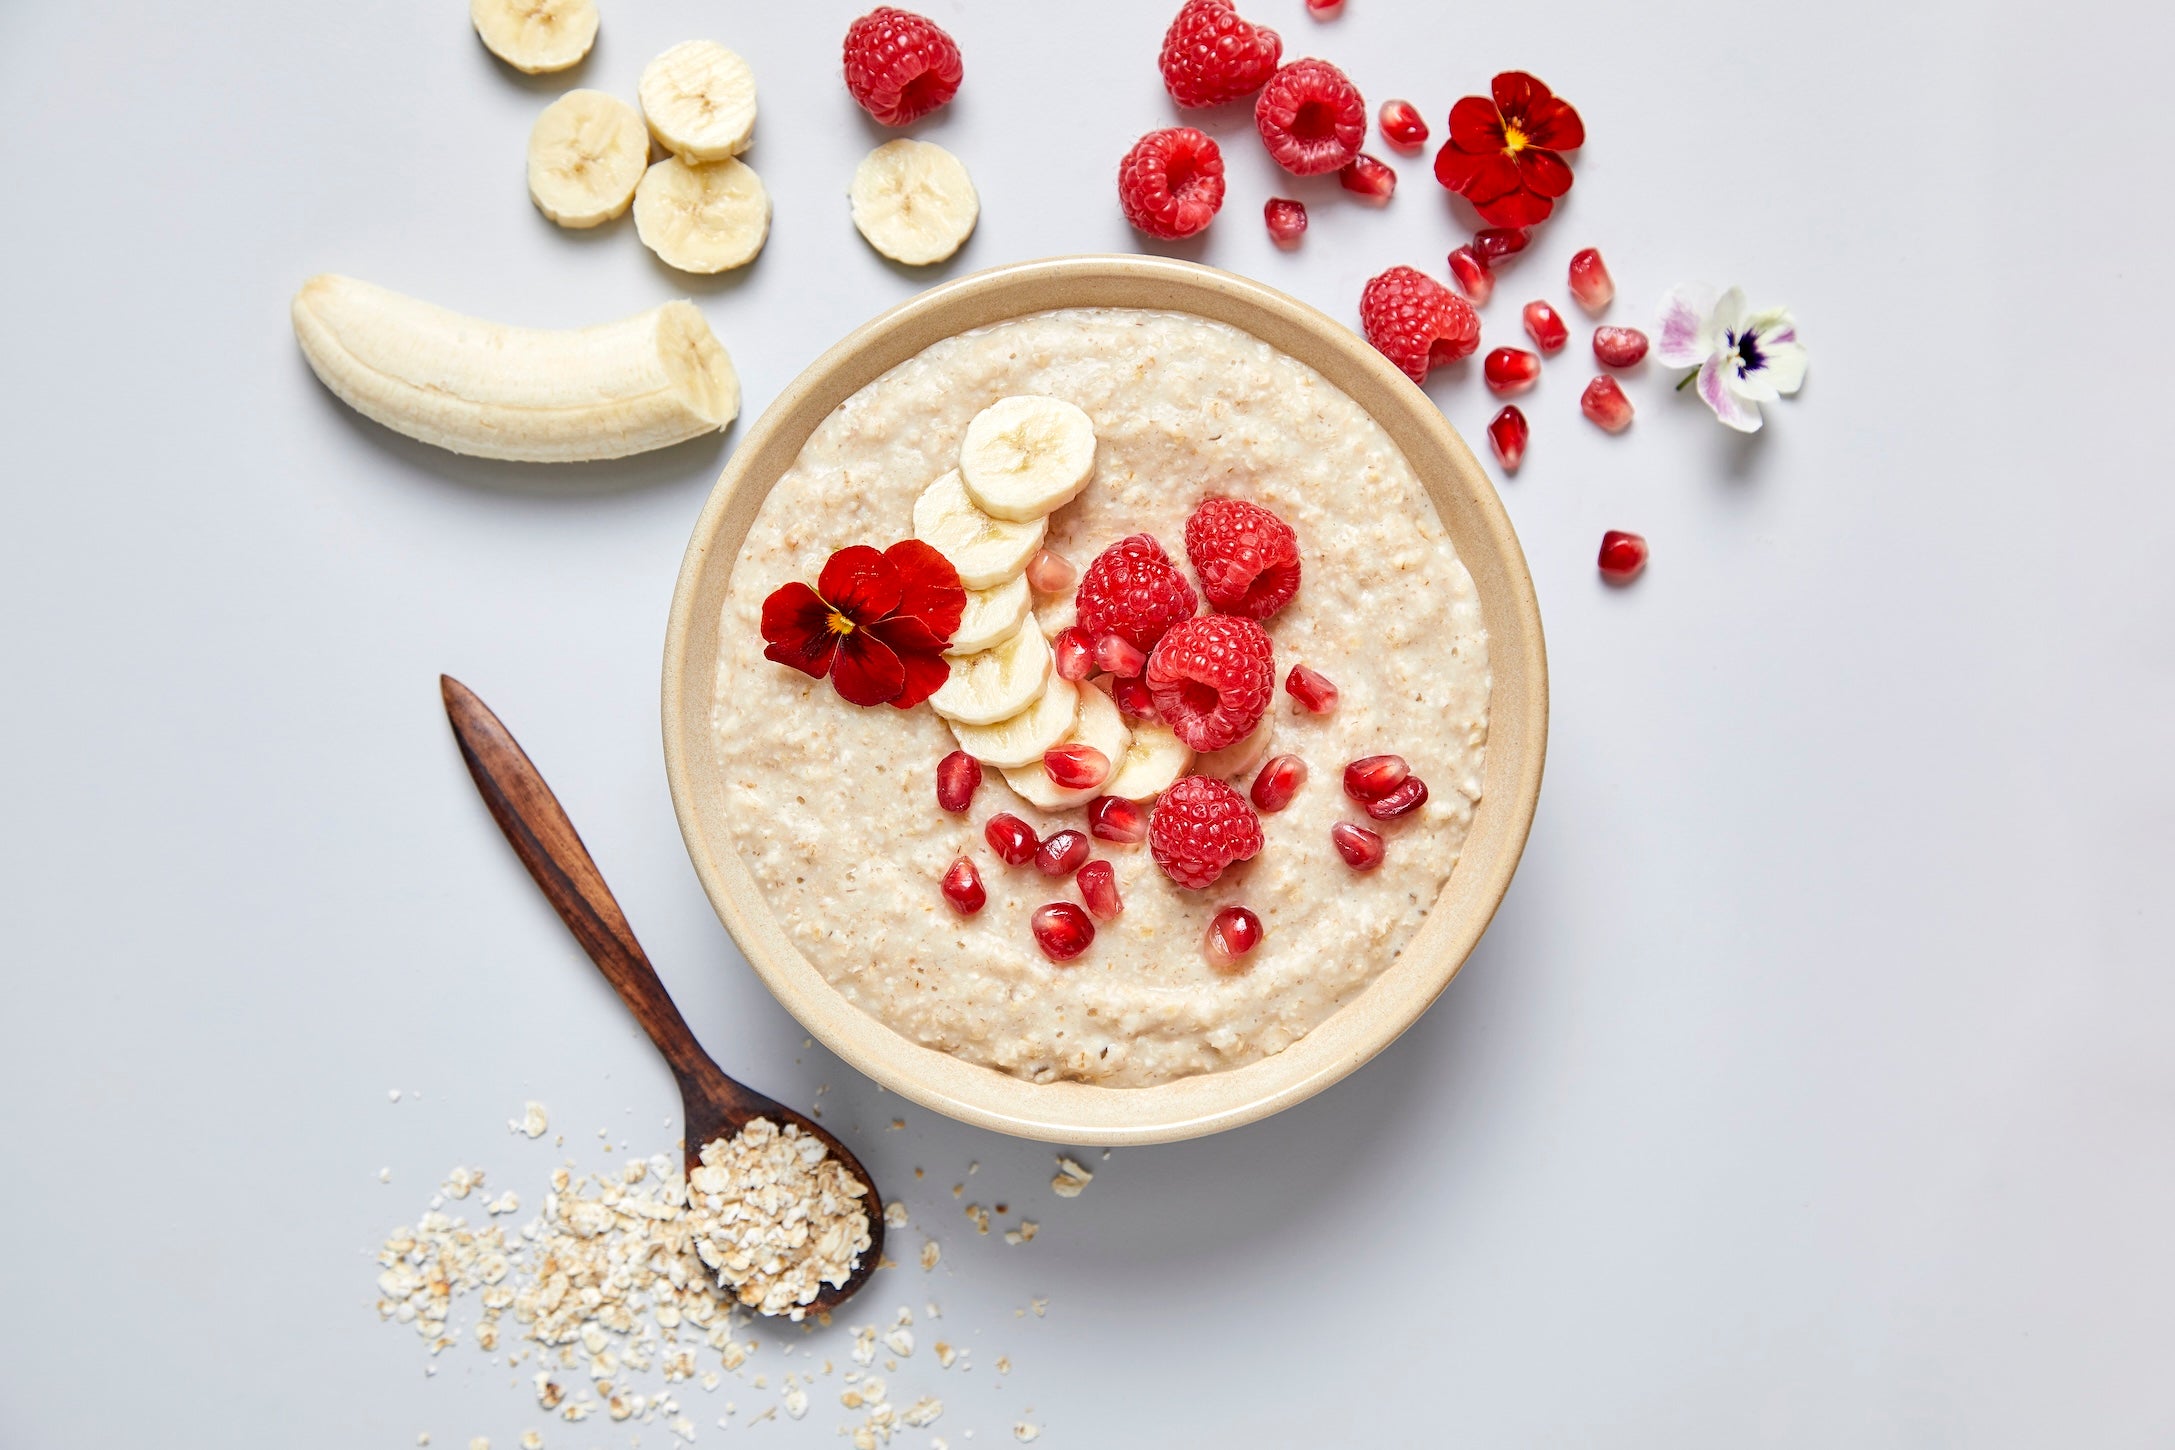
[[958, 396, 1098, 522], [1102, 720, 1193, 801], [639, 40, 757, 161], [1195, 714, 1274, 779], [949, 675, 1079, 769], [1003, 682, 1130, 811], [1036, 593, 1077, 637], [850, 139, 979, 267], [928, 619, 1051, 725], [946, 574, 1032, 656], [634, 156, 771, 274], [912, 470, 1046, 589], [526, 90, 648, 229]]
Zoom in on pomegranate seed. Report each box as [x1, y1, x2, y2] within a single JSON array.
[[1378, 99, 1427, 151], [1305, 0, 1343, 15], [1284, 663, 1339, 714], [984, 813, 1039, 866], [1331, 822, 1385, 871], [1484, 347, 1540, 396], [1092, 634, 1146, 678], [1521, 299, 1568, 354], [1363, 775, 1428, 820], [1087, 794, 1147, 844], [1204, 906, 1264, 973], [940, 856, 986, 914], [1026, 548, 1076, 594], [1343, 754, 1409, 802], [1581, 375, 1634, 433], [1076, 859, 1122, 921], [1031, 902, 1095, 962], [1339, 154, 1396, 201], [1487, 406, 1529, 472], [1052, 626, 1092, 681], [1250, 754, 1308, 813], [1568, 247, 1614, 313], [1593, 326, 1649, 368], [1473, 226, 1529, 262], [1446, 245, 1492, 305], [935, 749, 982, 812], [1598, 529, 1649, 583], [1034, 828, 1091, 877], [1111, 676, 1158, 721], [1043, 743, 1110, 792], [1264, 197, 1307, 246]]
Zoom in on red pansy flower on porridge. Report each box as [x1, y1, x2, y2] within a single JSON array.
[[760, 541, 965, 709], [1431, 71, 1584, 227]]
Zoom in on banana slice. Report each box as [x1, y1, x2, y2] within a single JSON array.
[[1103, 721, 1193, 802], [1036, 593, 1077, 637], [472, 0, 596, 74], [928, 620, 1052, 726], [912, 470, 1046, 589], [1196, 715, 1274, 780], [850, 140, 979, 267], [639, 40, 757, 161], [1004, 683, 1131, 811], [958, 396, 1097, 522], [527, 90, 648, 229], [949, 677, 1079, 769], [947, 574, 1032, 657], [634, 156, 770, 274], [291, 275, 737, 463]]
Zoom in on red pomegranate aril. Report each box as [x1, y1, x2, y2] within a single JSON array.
[[1285, 663, 1339, 714], [1447, 245, 1492, 305], [1598, 529, 1649, 583], [985, 813, 1039, 866], [1581, 375, 1634, 433], [940, 856, 986, 914], [1052, 626, 1092, 682], [1034, 828, 1091, 877], [935, 749, 982, 813], [1343, 754, 1409, 802], [1593, 326, 1649, 368], [1379, 99, 1427, 150], [1473, 226, 1530, 262], [1204, 906, 1264, 973], [1026, 548, 1076, 594], [1331, 822, 1385, 870], [1305, 0, 1343, 15], [1522, 299, 1568, 354], [1112, 676, 1159, 722], [1087, 794, 1147, 844], [1076, 859, 1122, 921], [1043, 744, 1110, 792], [1487, 406, 1529, 472], [1250, 754, 1308, 813], [1484, 347, 1540, 396], [1092, 634, 1147, 678], [1264, 197, 1308, 246], [1568, 247, 1615, 313], [1031, 901, 1095, 962], [1363, 775, 1428, 820], [1339, 154, 1396, 201]]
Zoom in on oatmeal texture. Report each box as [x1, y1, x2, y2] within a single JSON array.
[[714, 308, 1490, 1086]]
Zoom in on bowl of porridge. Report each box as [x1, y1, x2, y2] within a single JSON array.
[[662, 255, 1545, 1145]]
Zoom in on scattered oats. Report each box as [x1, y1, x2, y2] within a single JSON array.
[[964, 1205, 989, 1236], [390, 1089, 403, 1103], [919, 1239, 940, 1271], [379, 1167, 392, 1183], [878, 1254, 897, 1268], [688, 1119, 873, 1321], [1013, 1422, 1039, 1442], [748, 1405, 776, 1424], [753, 1373, 767, 1389], [914, 1167, 925, 1179], [1050, 1158, 1092, 1198], [783, 1385, 809, 1419], [418, 1436, 430, 1446], [924, 1301, 940, 1320], [902, 1396, 943, 1428], [535, 1375, 565, 1410], [470, 1439, 488, 1450], [1002, 1222, 1037, 1246], [700, 1371, 720, 1392], [934, 1342, 955, 1369], [671, 1415, 697, 1441], [487, 1191, 521, 1216], [884, 1200, 910, 1228], [1029, 1297, 1047, 1317], [995, 1357, 1011, 1375], [519, 1434, 541, 1450], [889, 1119, 905, 1130], [885, 1326, 915, 1357], [951, 1184, 963, 1199], [851, 1325, 878, 1366]]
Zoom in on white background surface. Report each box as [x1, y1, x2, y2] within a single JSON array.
[[3, 1, 2171, 1445]]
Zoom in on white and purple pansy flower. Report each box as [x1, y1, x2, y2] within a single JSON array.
[[1655, 284, 1806, 432]]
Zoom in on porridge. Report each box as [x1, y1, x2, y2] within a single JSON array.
[[712, 308, 1489, 1087]]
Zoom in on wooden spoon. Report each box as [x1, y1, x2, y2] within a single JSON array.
[[440, 674, 885, 1317]]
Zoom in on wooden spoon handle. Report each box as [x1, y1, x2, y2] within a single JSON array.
[[440, 675, 719, 1089]]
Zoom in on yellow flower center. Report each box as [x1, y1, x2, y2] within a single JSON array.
[[826, 610, 856, 636], [1501, 121, 1529, 154]]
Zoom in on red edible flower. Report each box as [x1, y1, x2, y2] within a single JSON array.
[[760, 541, 965, 709], [1432, 71, 1584, 228]]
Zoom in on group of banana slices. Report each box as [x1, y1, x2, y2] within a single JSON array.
[[914, 398, 1195, 811]]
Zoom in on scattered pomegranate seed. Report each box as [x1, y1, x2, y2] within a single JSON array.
[[1264, 197, 1307, 246], [1092, 634, 1147, 678], [1052, 626, 1092, 682], [1363, 775, 1428, 820], [984, 813, 1039, 866], [1593, 326, 1649, 368], [1204, 905, 1264, 973], [1473, 226, 1529, 262], [1087, 794, 1147, 844], [940, 856, 986, 914], [1031, 901, 1095, 961], [1487, 406, 1528, 471], [1305, 0, 1343, 15], [1568, 247, 1614, 313], [1034, 828, 1091, 877], [1521, 299, 1568, 354], [1076, 859, 1122, 921], [1484, 347, 1540, 396], [1284, 663, 1339, 714], [1598, 529, 1649, 583], [1331, 822, 1385, 870], [1378, 99, 1427, 150], [1447, 245, 1492, 305], [1043, 743, 1110, 792], [1026, 548, 1075, 594], [1581, 375, 1634, 432], [1112, 676, 1159, 722], [1250, 754, 1308, 813], [1339, 154, 1396, 201], [935, 749, 982, 813], [1343, 754, 1409, 802]]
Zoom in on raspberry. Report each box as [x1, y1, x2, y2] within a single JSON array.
[[1118, 127, 1227, 240], [1254, 58, 1366, 176], [1076, 534, 1198, 654], [1145, 615, 1275, 753], [1184, 497, 1301, 620], [841, 8, 963, 127], [1148, 775, 1264, 889], [1359, 266, 1480, 384], [1158, 0, 1281, 108]]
